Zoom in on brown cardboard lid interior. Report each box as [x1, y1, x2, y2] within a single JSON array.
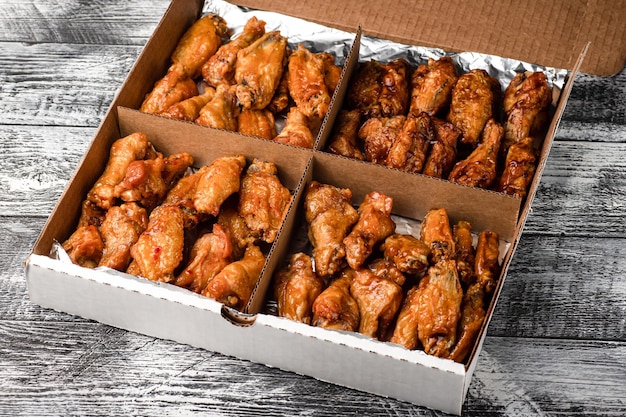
[[229, 0, 625, 76]]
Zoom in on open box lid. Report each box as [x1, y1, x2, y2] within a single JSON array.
[[229, 0, 626, 76]]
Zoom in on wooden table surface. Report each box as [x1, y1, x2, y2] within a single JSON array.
[[1, 1, 625, 416]]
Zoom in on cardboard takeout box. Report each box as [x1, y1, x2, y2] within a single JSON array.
[[25, 0, 625, 414]]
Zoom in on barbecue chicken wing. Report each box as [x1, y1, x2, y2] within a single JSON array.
[[312, 272, 360, 332], [358, 115, 405, 164], [422, 117, 460, 178], [378, 58, 411, 118], [496, 135, 537, 198], [304, 181, 359, 277], [273, 252, 325, 324], [194, 154, 247, 216], [327, 109, 365, 160], [62, 225, 103, 269], [380, 233, 430, 277], [195, 84, 241, 131], [237, 108, 277, 140], [98, 202, 148, 271], [409, 56, 458, 117], [160, 88, 216, 121], [420, 207, 455, 263], [385, 112, 433, 173], [287, 44, 332, 120], [140, 63, 199, 115], [475, 231, 500, 295]]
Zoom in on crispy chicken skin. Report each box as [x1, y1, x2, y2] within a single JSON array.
[[194, 154, 247, 216], [273, 252, 325, 324], [327, 109, 364, 160], [385, 112, 432, 173], [170, 14, 228, 79], [202, 243, 266, 310], [343, 191, 396, 270], [475, 231, 500, 295], [448, 282, 485, 363], [273, 107, 315, 148], [304, 181, 359, 277], [422, 117, 460, 178], [312, 272, 360, 332], [350, 266, 403, 340], [195, 84, 241, 131], [389, 285, 421, 349], [237, 108, 277, 140], [174, 224, 233, 293], [420, 208, 455, 263], [378, 58, 411, 118], [127, 204, 185, 283], [447, 68, 500, 149], [448, 118, 503, 189], [160, 88, 216, 122], [217, 197, 254, 261], [453, 220, 476, 287], [380, 233, 430, 277], [496, 135, 537, 198], [98, 202, 148, 271], [346, 60, 384, 119], [202, 16, 266, 87], [287, 44, 332, 120], [140, 63, 199, 115], [87, 132, 154, 210], [358, 115, 406, 164], [62, 225, 103, 269], [234, 31, 288, 110], [238, 159, 292, 243], [409, 56, 458, 117]]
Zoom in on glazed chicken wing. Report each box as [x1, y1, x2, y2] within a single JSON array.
[[358, 115, 406, 164], [367, 258, 406, 287], [273, 252, 325, 324], [304, 181, 359, 277], [163, 171, 205, 229], [238, 159, 291, 243], [194, 154, 247, 216], [409, 56, 458, 117], [453, 220, 475, 287], [319, 51, 342, 94], [448, 118, 503, 189], [202, 16, 266, 87], [267, 67, 290, 114], [378, 58, 411, 118], [62, 225, 103, 269], [496, 135, 537, 198], [311, 272, 360, 332], [217, 197, 254, 261], [346, 60, 384, 119], [389, 285, 421, 349], [385, 112, 432, 173], [327, 109, 364, 160], [343, 191, 396, 270], [287, 44, 332, 120], [234, 31, 288, 110], [420, 207, 455, 263], [140, 63, 199, 115], [273, 107, 315, 148], [77, 200, 106, 228], [474, 230, 500, 295], [448, 282, 485, 363], [380, 233, 430, 277], [195, 84, 241, 131], [422, 117, 460, 178], [98, 202, 148, 271], [160, 88, 216, 122], [237, 108, 277, 140]]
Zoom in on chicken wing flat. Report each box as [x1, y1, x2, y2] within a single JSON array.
[[311, 271, 360, 332], [194, 154, 247, 216], [170, 14, 228, 79], [453, 220, 475, 287], [163, 171, 205, 229], [343, 191, 396, 270], [160, 88, 215, 122], [217, 197, 254, 261], [409, 56, 458, 117], [320, 51, 342, 94], [350, 266, 403, 340], [273, 107, 315, 148], [389, 285, 420, 349], [448, 282, 485, 363], [380, 233, 430, 277], [87, 132, 154, 210], [496, 135, 537, 198], [238, 159, 292, 243], [358, 115, 406, 164], [378, 58, 411, 118], [327, 109, 364, 160], [98, 202, 148, 271], [62, 225, 103, 269], [416, 259, 463, 358], [502, 71, 552, 155], [140, 63, 199, 115], [422, 117, 460, 178], [195, 84, 240, 131], [273, 252, 325, 324], [447, 68, 500, 149], [346, 60, 384, 119], [385, 112, 432, 173], [448, 118, 503, 189], [202, 16, 266, 87], [267, 67, 290, 114], [174, 223, 233, 293], [420, 207, 455, 263], [237, 108, 277, 140], [304, 181, 359, 277], [287, 44, 332, 120], [474, 230, 500, 295], [234, 31, 288, 110], [127, 204, 185, 283], [202, 243, 266, 310]]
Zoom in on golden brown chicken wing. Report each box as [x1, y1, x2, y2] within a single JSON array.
[[273, 252, 325, 324], [447, 68, 500, 149], [422, 117, 460, 178], [287, 44, 332, 120], [174, 223, 233, 293], [385, 112, 433, 173], [343, 191, 396, 270], [304, 181, 359, 277], [358, 115, 406, 164], [62, 225, 103, 269], [202, 243, 265, 310], [127, 204, 185, 283], [202, 16, 266, 87], [327, 109, 364, 160], [77, 200, 106, 228], [448, 118, 503, 189], [378, 58, 411, 118], [420, 207, 455, 263], [140, 63, 199, 115], [367, 258, 406, 287], [195, 84, 241, 131], [389, 285, 421, 350], [237, 108, 277, 140], [273, 107, 315, 148], [238, 159, 292, 243], [453, 220, 475, 287], [194, 154, 247, 216], [267, 67, 291, 114], [217, 197, 255, 261], [320, 51, 342, 94], [380, 233, 430, 277], [311, 271, 360, 332], [474, 230, 500, 295], [234, 31, 288, 110], [409, 56, 458, 117], [160, 88, 216, 122], [170, 14, 228, 79], [448, 282, 485, 363], [496, 135, 537, 198], [162, 171, 205, 229], [98, 202, 148, 271]]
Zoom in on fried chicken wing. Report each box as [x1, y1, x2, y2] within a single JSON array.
[[234, 31, 288, 110], [195, 84, 240, 131], [422, 117, 460, 178], [273, 107, 315, 148], [448, 118, 503, 189], [385, 112, 432, 173], [448, 282, 485, 363], [420, 207, 455, 263], [98, 202, 148, 271], [358, 115, 406, 164], [304, 181, 359, 277], [378, 58, 411, 118], [346, 60, 384, 119], [389, 285, 421, 349], [217, 197, 254, 261], [343, 191, 396, 270], [170, 14, 228, 79], [140, 63, 199, 115], [327, 109, 364, 160], [380, 233, 430, 277], [367, 258, 406, 286], [62, 225, 103, 269], [77, 200, 106, 228], [194, 154, 247, 216], [127, 204, 185, 283], [273, 252, 325, 324], [287, 44, 332, 120], [447, 69, 500, 149], [319, 51, 342, 94], [160, 88, 216, 121], [238, 159, 292, 243], [162, 171, 205, 229], [409, 56, 458, 117], [350, 266, 403, 340], [453, 220, 475, 287], [202, 243, 266, 310], [475, 230, 500, 295], [237, 108, 277, 140], [497, 135, 538, 198], [174, 223, 233, 293], [311, 271, 360, 332], [202, 16, 266, 87]]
